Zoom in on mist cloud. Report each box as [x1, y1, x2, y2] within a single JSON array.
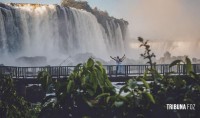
[[111, 0, 200, 58], [114, 0, 199, 39]]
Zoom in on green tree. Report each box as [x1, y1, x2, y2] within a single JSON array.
[[0, 74, 33, 118]]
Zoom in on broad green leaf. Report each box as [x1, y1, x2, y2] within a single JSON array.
[[81, 76, 86, 86], [169, 60, 182, 68], [95, 93, 110, 99], [37, 71, 52, 92], [151, 69, 162, 80], [119, 85, 129, 94], [94, 69, 103, 87], [143, 69, 148, 79], [87, 89, 95, 96], [140, 78, 150, 89], [90, 72, 98, 93], [84, 98, 99, 108], [174, 78, 186, 88], [185, 57, 193, 75], [106, 96, 110, 103], [127, 79, 137, 89], [87, 58, 94, 68], [95, 65, 103, 73], [85, 100, 93, 107], [144, 92, 155, 104], [105, 78, 113, 88], [74, 63, 82, 72], [41, 95, 56, 106], [114, 101, 124, 108], [117, 95, 127, 101], [96, 61, 103, 67], [67, 80, 74, 93], [190, 71, 199, 79], [185, 56, 192, 65]]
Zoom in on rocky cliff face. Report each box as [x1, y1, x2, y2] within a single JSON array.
[[61, 0, 93, 13], [92, 9, 128, 40]]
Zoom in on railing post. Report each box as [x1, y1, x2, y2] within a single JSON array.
[[183, 64, 185, 75], [162, 65, 165, 75], [58, 67, 60, 79], [126, 65, 128, 76], [197, 64, 199, 73], [107, 66, 110, 77], [138, 65, 140, 76], [115, 65, 117, 77], [193, 64, 196, 73], [125, 65, 127, 76], [129, 65, 130, 76], [67, 66, 68, 76]]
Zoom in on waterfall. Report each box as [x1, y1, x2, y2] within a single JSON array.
[[0, 3, 128, 66]]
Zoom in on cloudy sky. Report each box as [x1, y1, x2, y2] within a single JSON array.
[[2, 0, 200, 58]]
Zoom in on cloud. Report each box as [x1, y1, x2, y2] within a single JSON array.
[[116, 0, 199, 40], [113, 0, 200, 58]]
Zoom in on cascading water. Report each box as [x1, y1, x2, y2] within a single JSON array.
[[0, 3, 128, 66]]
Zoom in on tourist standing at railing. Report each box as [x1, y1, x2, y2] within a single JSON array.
[[110, 54, 126, 74]]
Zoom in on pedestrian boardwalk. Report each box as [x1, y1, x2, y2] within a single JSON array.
[[0, 64, 200, 79]]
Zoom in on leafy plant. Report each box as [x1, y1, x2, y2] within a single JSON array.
[[35, 38, 200, 118], [0, 74, 34, 118], [138, 37, 156, 71], [138, 37, 159, 82], [138, 37, 200, 118], [38, 58, 117, 117]]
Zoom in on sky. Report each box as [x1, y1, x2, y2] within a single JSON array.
[[1, 0, 200, 58]]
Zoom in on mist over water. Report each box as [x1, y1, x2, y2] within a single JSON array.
[[0, 3, 129, 66], [112, 0, 200, 59]]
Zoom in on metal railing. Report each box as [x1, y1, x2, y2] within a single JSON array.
[[0, 64, 200, 79]]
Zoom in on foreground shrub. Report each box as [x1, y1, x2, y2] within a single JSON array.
[[37, 37, 200, 118], [0, 74, 36, 118]]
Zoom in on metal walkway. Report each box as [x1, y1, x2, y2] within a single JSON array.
[[1, 64, 200, 79]]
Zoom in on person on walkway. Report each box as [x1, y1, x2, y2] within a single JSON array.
[[110, 54, 126, 74]]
